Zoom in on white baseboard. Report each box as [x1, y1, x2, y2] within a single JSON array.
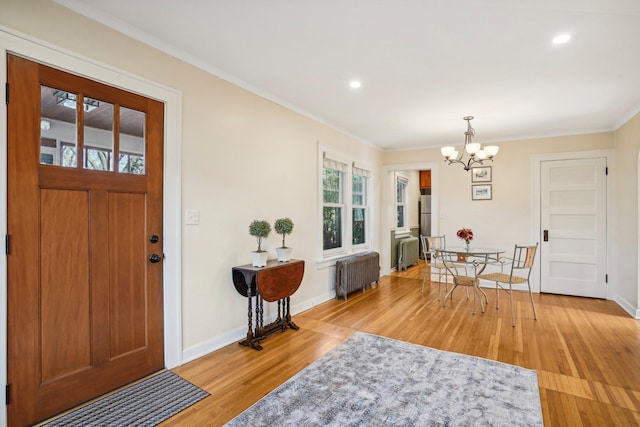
[[612, 293, 640, 319], [181, 326, 247, 364], [292, 290, 336, 314], [181, 290, 337, 365]]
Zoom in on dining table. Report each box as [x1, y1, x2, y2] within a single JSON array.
[[438, 246, 505, 314]]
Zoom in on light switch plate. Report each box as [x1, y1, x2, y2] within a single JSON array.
[[185, 209, 200, 225]]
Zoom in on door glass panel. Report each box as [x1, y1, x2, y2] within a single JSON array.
[[40, 85, 77, 167], [118, 107, 146, 175], [84, 97, 113, 171]]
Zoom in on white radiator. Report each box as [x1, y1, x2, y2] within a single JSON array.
[[397, 236, 419, 271]]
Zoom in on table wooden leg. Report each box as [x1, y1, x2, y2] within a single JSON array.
[[257, 294, 264, 336], [277, 300, 286, 331], [239, 292, 264, 350], [285, 297, 299, 330]]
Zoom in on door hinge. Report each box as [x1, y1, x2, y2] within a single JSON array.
[[605, 166, 608, 175], [6, 384, 10, 405], [5, 82, 8, 105], [5, 235, 9, 255], [605, 274, 608, 283]]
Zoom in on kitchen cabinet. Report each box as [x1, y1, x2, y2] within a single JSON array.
[[420, 170, 431, 189]]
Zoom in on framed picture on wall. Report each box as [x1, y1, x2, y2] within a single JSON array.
[[472, 184, 492, 200], [471, 166, 492, 182]]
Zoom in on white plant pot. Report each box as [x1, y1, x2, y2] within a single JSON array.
[[276, 247, 293, 262], [252, 251, 268, 267]]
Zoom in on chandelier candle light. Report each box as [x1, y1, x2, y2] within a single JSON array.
[[441, 116, 499, 171]]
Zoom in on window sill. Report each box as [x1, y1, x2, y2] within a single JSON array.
[[316, 248, 373, 269], [394, 229, 412, 239]]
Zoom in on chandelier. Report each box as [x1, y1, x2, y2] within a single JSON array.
[[440, 116, 499, 171]]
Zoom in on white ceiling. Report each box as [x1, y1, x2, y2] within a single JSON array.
[[56, 0, 640, 151]]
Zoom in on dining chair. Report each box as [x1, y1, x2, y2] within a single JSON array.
[[441, 252, 482, 313], [477, 243, 538, 326], [419, 235, 449, 299]]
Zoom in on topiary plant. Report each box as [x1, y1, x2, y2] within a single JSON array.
[[274, 217, 294, 248], [249, 220, 271, 252]]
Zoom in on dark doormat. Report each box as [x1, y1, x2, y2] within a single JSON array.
[[42, 370, 209, 426]]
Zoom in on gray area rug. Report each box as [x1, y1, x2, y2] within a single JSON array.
[[226, 332, 542, 426], [43, 370, 209, 427]]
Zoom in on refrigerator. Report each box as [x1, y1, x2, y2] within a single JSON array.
[[419, 194, 431, 238], [419, 194, 431, 259]]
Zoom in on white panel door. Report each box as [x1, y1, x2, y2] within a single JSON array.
[[540, 158, 607, 298]]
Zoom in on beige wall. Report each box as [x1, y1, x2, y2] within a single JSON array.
[[0, 0, 382, 359], [1, 1, 639, 375], [614, 112, 640, 311], [383, 133, 615, 251]]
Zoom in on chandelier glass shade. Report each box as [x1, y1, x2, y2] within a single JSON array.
[[441, 116, 499, 171]]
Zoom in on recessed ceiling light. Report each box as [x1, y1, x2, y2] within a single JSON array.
[[552, 34, 571, 45], [349, 80, 362, 89]]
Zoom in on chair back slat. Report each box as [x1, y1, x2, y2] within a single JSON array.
[[426, 235, 446, 251], [512, 244, 538, 271], [419, 235, 429, 258], [524, 247, 536, 267], [477, 243, 539, 325], [421, 235, 446, 260]]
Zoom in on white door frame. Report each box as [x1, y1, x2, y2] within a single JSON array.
[[381, 162, 440, 275], [0, 26, 184, 426], [531, 149, 614, 297]]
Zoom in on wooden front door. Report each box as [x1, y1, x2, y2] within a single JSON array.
[[7, 54, 165, 426]]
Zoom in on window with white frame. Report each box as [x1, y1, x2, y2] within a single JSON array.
[[396, 175, 408, 229], [322, 158, 347, 252], [352, 166, 370, 246], [320, 149, 373, 260]]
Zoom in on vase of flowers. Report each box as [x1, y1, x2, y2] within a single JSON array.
[[456, 227, 473, 251]]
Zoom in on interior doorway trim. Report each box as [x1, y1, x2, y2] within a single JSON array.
[[381, 162, 439, 276], [0, 26, 183, 425], [530, 149, 614, 296]]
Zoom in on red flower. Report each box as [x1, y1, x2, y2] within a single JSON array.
[[456, 228, 473, 242]]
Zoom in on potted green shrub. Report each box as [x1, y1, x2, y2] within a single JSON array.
[[274, 217, 294, 262], [249, 219, 271, 267]]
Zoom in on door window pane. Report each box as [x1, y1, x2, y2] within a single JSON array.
[[40, 86, 77, 167], [119, 107, 146, 175], [84, 97, 113, 171]]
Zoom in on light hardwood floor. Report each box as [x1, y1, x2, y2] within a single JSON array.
[[163, 263, 640, 426]]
